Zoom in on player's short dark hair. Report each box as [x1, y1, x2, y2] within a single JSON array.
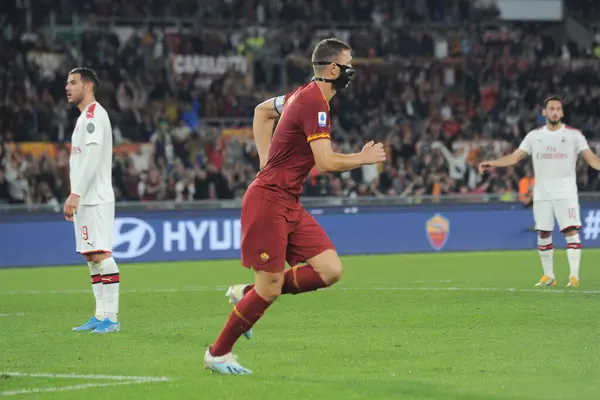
[[69, 67, 99, 93], [311, 38, 351, 64], [543, 95, 562, 108]]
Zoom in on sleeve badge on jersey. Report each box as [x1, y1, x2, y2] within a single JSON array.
[[318, 112, 327, 128], [86, 123, 95, 134]]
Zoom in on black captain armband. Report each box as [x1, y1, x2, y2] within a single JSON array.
[[274, 95, 285, 115]]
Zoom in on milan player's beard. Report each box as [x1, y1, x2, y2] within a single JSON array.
[[548, 117, 561, 126]]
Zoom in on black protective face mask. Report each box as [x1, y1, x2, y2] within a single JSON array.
[[312, 62, 355, 90]]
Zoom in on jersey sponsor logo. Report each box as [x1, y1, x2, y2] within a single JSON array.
[[536, 145, 568, 160], [87, 122, 95, 134], [425, 214, 450, 251], [86, 103, 96, 119], [318, 112, 327, 128], [112, 217, 156, 259]]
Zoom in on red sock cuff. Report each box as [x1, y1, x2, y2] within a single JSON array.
[[101, 273, 120, 284], [236, 289, 271, 320], [90, 274, 101, 284]]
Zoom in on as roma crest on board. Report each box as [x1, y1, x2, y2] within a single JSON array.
[[425, 214, 450, 251]]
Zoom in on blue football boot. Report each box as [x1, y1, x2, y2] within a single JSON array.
[[72, 317, 103, 331], [91, 318, 121, 334]]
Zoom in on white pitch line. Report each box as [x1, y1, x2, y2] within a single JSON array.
[[0, 372, 171, 397], [0, 286, 599, 295], [0, 287, 224, 295], [0, 313, 24, 317], [338, 287, 600, 294], [0, 381, 162, 397], [0, 372, 171, 382]]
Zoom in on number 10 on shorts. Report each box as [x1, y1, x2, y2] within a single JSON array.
[[568, 208, 578, 220]]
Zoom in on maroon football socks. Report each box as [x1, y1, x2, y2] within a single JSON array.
[[281, 265, 328, 294], [210, 288, 271, 357], [242, 265, 328, 296], [211, 266, 330, 356]]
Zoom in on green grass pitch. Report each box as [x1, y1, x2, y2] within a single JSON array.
[[1, 250, 599, 399]]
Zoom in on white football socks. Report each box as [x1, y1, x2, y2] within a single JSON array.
[[537, 236, 555, 279], [88, 261, 105, 321], [98, 257, 120, 323], [565, 234, 581, 280]]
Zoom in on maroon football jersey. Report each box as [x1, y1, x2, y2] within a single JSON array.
[[253, 81, 331, 206]]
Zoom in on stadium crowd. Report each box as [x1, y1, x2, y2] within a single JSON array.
[[2, 0, 600, 207]]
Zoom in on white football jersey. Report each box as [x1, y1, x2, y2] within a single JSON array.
[[518, 124, 589, 201], [69, 101, 115, 205]]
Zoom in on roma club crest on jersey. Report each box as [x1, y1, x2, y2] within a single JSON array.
[[425, 214, 450, 251]]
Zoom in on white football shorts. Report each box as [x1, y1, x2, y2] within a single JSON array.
[[74, 202, 115, 254], [533, 199, 581, 232]]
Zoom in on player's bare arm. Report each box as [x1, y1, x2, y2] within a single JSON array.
[[581, 148, 600, 171], [253, 97, 282, 170], [478, 149, 528, 174], [310, 139, 386, 172]]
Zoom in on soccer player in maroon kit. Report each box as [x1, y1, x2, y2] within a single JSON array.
[[204, 38, 387, 375]]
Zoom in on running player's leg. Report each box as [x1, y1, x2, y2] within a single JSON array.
[[206, 195, 287, 374], [554, 199, 582, 287], [533, 200, 556, 286]]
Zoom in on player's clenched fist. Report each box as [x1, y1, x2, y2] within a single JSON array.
[[478, 161, 494, 174], [63, 193, 80, 222], [360, 141, 387, 164]]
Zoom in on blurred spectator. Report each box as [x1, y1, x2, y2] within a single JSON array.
[[0, 170, 10, 203], [7, 170, 31, 204]]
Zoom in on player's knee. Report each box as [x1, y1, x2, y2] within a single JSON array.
[[256, 283, 282, 302], [538, 231, 552, 239], [563, 228, 579, 238], [89, 252, 111, 264], [319, 259, 343, 286], [308, 249, 343, 286], [254, 271, 284, 302]]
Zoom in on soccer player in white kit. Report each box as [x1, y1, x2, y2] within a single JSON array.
[[63, 68, 121, 333], [479, 96, 600, 288]]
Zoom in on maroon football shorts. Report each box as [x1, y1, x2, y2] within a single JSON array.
[[240, 185, 335, 273]]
